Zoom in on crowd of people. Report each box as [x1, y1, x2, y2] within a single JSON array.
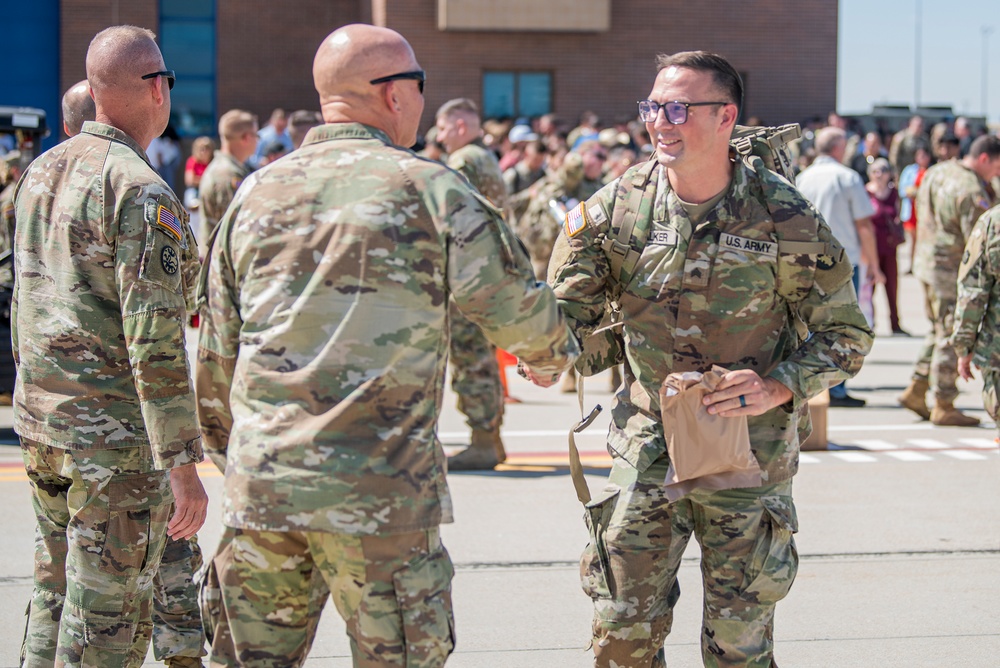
[[0, 20, 999, 668]]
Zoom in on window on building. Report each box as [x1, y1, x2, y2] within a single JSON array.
[[482, 71, 551, 120], [160, 0, 216, 137]]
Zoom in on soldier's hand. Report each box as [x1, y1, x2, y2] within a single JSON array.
[[518, 361, 561, 388], [704, 369, 793, 417], [168, 463, 208, 540], [958, 354, 975, 382]]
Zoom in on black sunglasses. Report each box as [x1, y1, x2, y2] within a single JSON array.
[[141, 70, 176, 90], [369, 70, 425, 95]]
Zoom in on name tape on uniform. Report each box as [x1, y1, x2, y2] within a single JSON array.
[[649, 229, 678, 246], [720, 233, 776, 258]]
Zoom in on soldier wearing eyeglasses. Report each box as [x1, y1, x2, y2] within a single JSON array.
[[531, 51, 872, 667], [196, 24, 577, 666], [12, 26, 206, 666]]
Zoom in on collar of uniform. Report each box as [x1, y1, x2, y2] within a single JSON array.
[[300, 122, 393, 148], [80, 121, 152, 166], [213, 150, 249, 173]]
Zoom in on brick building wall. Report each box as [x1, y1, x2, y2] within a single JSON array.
[[58, 0, 837, 136]]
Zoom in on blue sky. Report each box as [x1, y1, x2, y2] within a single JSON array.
[[838, 0, 998, 122]]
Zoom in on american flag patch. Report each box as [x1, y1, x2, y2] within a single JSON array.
[[156, 205, 182, 242], [564, 203, 588, 238]]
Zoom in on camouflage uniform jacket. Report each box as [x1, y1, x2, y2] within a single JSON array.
[[196, 122, 578, 535], [913, 160, 994, 290], [446, 139, 508, 210], [198, 150, 250, 240], [951, 204, 1000, 364], [12, 121, 202, 470], [548, 161, 873, 481], [0, 181, 14, 287]]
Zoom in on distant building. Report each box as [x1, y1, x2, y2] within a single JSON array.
[[9, 0, 840, 147]]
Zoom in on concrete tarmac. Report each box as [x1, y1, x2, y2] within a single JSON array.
[[0, 272, 997, 667]]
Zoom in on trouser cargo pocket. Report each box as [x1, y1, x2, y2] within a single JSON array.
[[580, 485, 621, 600], [391, 545, 456, 667], [740, 495, 799, 605]]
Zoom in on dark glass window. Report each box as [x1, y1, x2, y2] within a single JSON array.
[[160, 0, 216, 136], [483, 71, 551, 119]]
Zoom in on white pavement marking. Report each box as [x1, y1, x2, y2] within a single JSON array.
[[939, 450, 990, 461], [958, 437, 997, 449], [798, 454, 822, 464], [884, 451, 934, 462], [906, 438, 950, 450], [854, 439, 900, 451], [830, 452, 878, 463]]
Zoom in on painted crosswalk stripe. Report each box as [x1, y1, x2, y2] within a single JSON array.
[[958, 438, 997, 449], [799, 454, 822, 464], [884, 451, 933, 462], [906, 438, 950, 450], [940, 450, 989, 461], [831, 452, 877, 463], [854, 439, 899, 451]]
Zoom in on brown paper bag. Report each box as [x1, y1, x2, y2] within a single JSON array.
[[659, 365, 763, 502]]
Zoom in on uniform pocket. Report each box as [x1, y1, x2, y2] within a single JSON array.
[[139, 223, 184, 294], [580, 485, 620, 600], [740, 495, 799, 605], [99, 472, 170, 578], [391, 545, 456, 667]]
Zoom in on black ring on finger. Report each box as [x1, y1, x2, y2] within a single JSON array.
[[739, 394, 747, 408]]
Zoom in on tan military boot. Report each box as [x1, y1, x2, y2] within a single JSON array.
[[898, 378, 930, 420], [561, 367, 577, 393], [164, 657, 205, 668], [447, 428, 506, 471], [931, 403, 981, 427]]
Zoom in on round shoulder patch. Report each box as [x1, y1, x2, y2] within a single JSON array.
[[161, 245, 179, 275]]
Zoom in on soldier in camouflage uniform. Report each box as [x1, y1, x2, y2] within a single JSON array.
[[901, 135, 1000, 426], [196, 25, 578, 666], [198, 109, 257, 247], [12, 26, 207, 668], [434, 98, 513, 470], [952, 203, 1000, 437], [58, 76, 208, 668], [530, 52, 872, 667]]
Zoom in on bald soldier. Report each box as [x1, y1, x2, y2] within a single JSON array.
[[196, 24, 577, 666], [434, 98, 511, 470], [57, 75, 209, 668], [13, 26, 207, 667], [198, 109, 257, 245]]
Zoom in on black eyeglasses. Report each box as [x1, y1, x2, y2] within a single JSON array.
[[637, 99, 728, 124], [142, 70, 176, 90], [369, 70, 425, 95]]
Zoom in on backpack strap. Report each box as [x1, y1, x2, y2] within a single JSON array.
[[600, 158, 659, 288]]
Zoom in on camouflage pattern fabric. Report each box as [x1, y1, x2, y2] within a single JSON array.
[[20, 440, 172, 668], [515, 155, 603, 280], [548, 160, 871, 663], [912, 160, 994, 403], [952, 205, 1000, 425], [583, 458, 797, 667], [151, 535, 206, 661], [445, 139, 510, 435], [210, 527, 453, 667], [0, 181, 14, 287], [11, 121, 203, 471], [198, 151, 250, 244], [196, 121, 577, 534]]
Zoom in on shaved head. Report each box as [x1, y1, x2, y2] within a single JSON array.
[[313, 24, 416, 101], [84, 25, 170, 148], [61, 80, 96, 137], [86, 25, 163, 97], [312, 24, 424, 147]]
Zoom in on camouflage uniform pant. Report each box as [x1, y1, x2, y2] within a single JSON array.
[[913, 281, 959, 404], [982, 371, 999, 437], [20, 439, 172, 668], [449, 302, 503, 433], [152, 534, 206, 660], [208, 526, 455, 667], [582, 456, 797, 668]]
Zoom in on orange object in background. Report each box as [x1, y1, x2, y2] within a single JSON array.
[[496, 349, 521, 403]]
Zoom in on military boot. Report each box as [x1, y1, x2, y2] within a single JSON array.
[[931, 403, 981, 427], [608, 365, 622, 392], [164, 657, 205, 668], [898, 378, 930, 420], [561, 367, 578, 393], [447, 428, 507, 471]]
